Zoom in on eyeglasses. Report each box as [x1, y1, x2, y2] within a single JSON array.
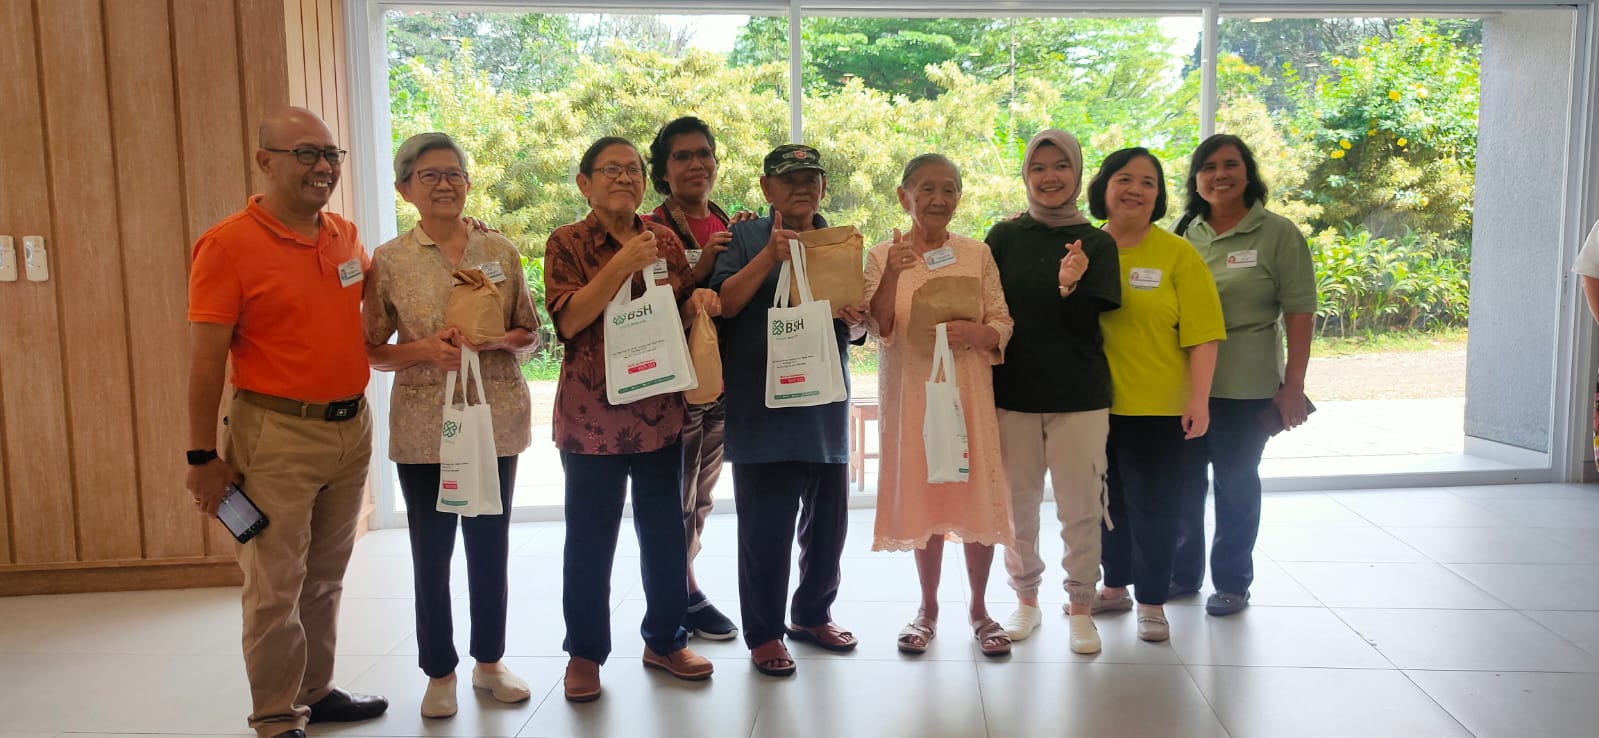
[[593, 164, 644, 180], [413, 169, 469, 187], [669, 148, 716, 164], [264, 146, 347, 166]]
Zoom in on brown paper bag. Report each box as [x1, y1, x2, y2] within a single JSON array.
[[683, 309, 723, 404], [445, 268, 506, 346], [787, 225, 865, 317], [906, 276, 983, 354]]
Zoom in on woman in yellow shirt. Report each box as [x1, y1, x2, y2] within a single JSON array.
[[1087, 148, 1226, 642]]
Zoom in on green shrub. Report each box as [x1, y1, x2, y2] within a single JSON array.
[[1310, 223, 1469, 335]]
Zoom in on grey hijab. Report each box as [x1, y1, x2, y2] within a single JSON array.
[[1023, 128, 1090, 228]]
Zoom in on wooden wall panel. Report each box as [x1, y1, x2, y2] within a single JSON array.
[[284, 0, 307, 110], [315, 0, 340, 135], [238, 0, 291, 198], [104, 0, 205, 559], [171, 0, 252, 557], [0, 0, 79, 565], [329, 0, 355, 218], [0, 0, 335, 591], [298, 0, 323, 111], [35, 0, 143, 562]]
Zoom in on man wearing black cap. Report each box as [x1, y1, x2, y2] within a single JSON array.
[[710, 143, 867, 677]]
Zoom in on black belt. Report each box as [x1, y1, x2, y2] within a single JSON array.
[[238, 389, 363, 422]]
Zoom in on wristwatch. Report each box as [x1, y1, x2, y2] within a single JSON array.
[[186, 449, 219, 466]]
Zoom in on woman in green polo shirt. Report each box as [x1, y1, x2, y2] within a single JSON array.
[[1171, 134, 1317, 618], [1088, 147, 1226, 643]]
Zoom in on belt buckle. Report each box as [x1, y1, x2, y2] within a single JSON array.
[[324, 398, 359, 422]]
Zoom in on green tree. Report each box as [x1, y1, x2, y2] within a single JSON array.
[[1286, 19, 1479, 241], [386, 11, 577, 93]]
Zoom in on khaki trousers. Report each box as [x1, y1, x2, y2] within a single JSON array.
[[223, 394, 372, 738], [998, 408, 1108, 605]]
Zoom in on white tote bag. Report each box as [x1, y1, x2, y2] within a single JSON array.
[[438, 348, 503, 517], [766, 241, 848, 408], [923, 323, 970, 484], [604, 270, 698, 405]]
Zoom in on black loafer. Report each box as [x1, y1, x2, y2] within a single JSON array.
[[271, 731, 306, 738], [308, 687, 389, 723]]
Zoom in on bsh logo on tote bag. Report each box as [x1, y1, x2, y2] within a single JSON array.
[[603, 269, 697, 404], [766, 241, 847, 408], [437, 348, 503, 517]]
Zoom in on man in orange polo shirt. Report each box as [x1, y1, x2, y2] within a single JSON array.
[[186, 107, 387, 738]]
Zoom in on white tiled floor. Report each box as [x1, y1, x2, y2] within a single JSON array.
[[2, 484, 1597, 737]]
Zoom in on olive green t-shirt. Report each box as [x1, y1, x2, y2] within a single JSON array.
[[985, 217, 1121, 413], [1185, 202, 1317, 400]]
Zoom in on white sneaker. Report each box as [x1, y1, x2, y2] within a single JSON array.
[[420, 673, 457, 718], [473, 664, 533, 703], [1068, 614, 1101, 654], [1004, 604, 1042, 640]]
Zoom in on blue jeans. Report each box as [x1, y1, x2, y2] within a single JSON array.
[[1173, 398, 1273, 596], [560, 440, 689, 664]]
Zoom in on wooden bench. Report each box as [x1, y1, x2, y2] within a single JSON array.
[[849, 396, 879, 491]]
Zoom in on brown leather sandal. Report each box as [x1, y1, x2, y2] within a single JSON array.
[[751, 639, 797, 677], [973, 617, 1012, 657], [897, 615, 937, 654], [786, 621, 859, 652]]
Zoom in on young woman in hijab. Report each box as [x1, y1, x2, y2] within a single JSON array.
[[984, 129, 1121, 654]]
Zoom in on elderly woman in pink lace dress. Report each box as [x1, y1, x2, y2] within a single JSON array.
[[864, 153, 1016, 657]]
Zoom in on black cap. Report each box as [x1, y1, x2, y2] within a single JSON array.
[[764, 144, 825, 177]]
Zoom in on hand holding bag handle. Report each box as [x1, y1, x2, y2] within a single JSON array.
[[773, 238, 817, 309]]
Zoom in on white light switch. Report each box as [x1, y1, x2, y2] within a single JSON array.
[[0, 236, 16, 282], [23, 236, 48, 282]]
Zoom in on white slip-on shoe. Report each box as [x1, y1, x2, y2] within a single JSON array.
[[1068, 614, 1101, 654], [1003, 604, 1042, 641], [472, 664, 532, 703], [1137, 612, 1170, 642], [420, 673, 457, 719]]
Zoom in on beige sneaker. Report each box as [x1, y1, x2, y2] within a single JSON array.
[[1003, 604, 1042, 640], [472, 663, 531, 703], [1068, 614, 1102, 654], [420, 673, 457, 719]]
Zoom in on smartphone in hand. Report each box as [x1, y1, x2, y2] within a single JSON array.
[[218, 483, 269, 543]]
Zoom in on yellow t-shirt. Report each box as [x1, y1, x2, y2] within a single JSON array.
[[1101, 226, 1227, 416]]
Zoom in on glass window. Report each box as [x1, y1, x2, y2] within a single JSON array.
[[1213, 17, 1483, 476]]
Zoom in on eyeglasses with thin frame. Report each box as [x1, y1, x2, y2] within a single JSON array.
[[412, 169, 470, 187], [668, 148, 716, 164], [592, 164, 645, 180], [263, 146, 347, 166]]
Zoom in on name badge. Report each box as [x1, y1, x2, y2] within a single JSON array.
[[651, 257, 670, 283], [478, 261, 506, 283], [1129, 267, 1163, 290], [337, 258, 363, 288], [923, 245, 957, 271], [685, 248, 703, 267], [1227, 250, 1259, 268]]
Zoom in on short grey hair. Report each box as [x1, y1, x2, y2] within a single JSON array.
[[900, 153, 962, 192], [394, 132, 469, 184]]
